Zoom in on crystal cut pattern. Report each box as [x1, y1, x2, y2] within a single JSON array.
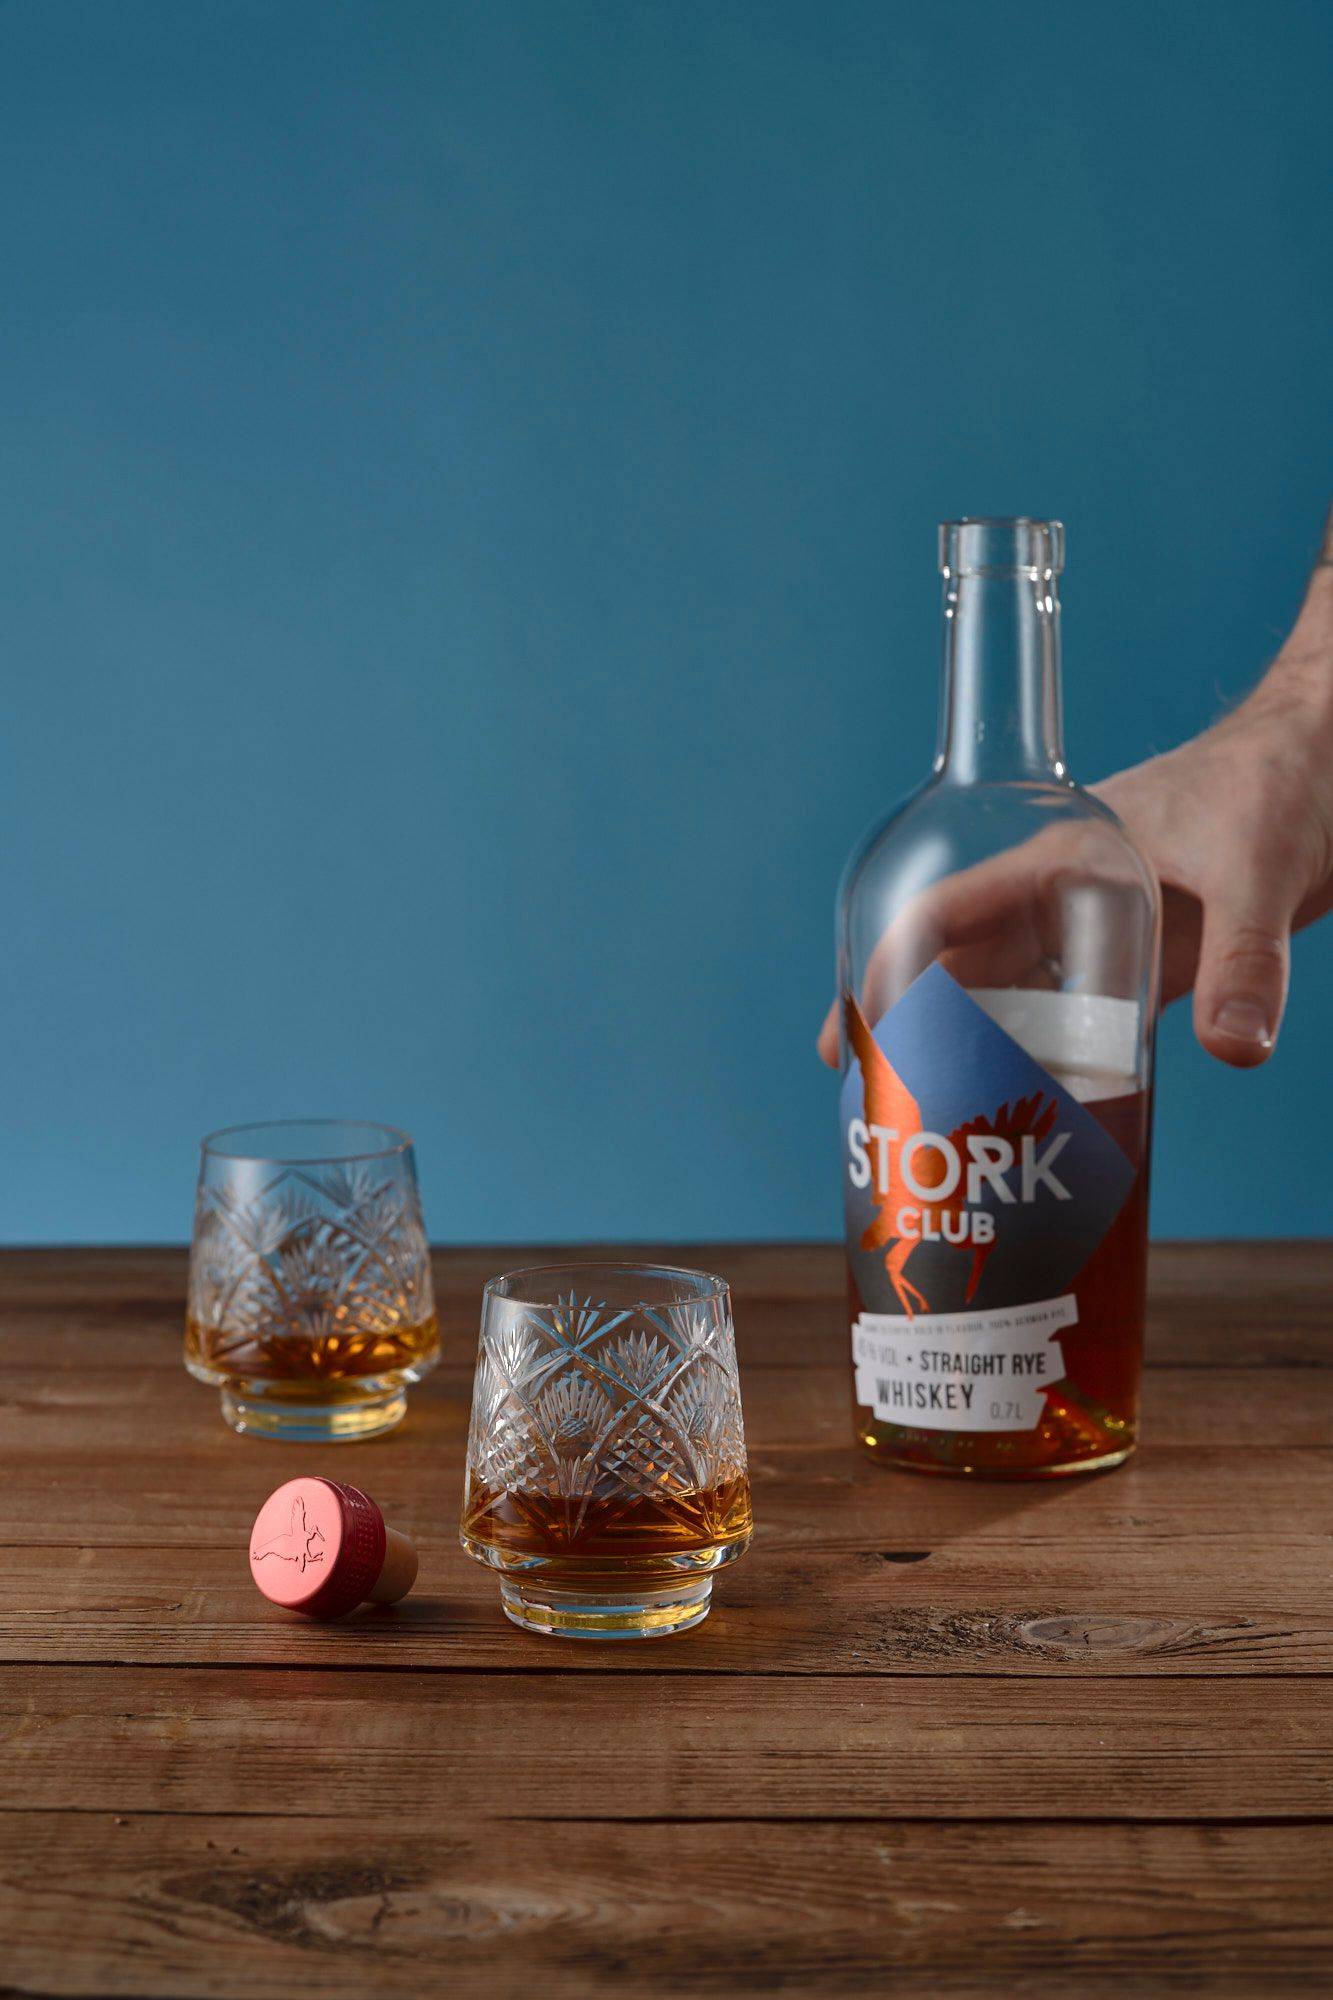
[[187, 1161, 435, 1347], [465, 1289, 748, 1540]]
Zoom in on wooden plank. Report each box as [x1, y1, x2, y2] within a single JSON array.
[[1, 1537, 1330, 1674], [0, 1264, 842, 1370], [1, 1413, 1327, 1550], [3, 1361, 1331, 1471], [2, 1813, 1330, 1999], [5, 1667, 1331, 1822], [1144, 1241, 1333, 1368], [3, 1242, 1330, 1370]]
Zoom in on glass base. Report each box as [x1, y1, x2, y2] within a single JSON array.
[[498, 1574, 714, 1640], [219, 1382, 408, 1442]]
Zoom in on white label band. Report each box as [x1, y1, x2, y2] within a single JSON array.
[[852, 1294, 1078, 1432]]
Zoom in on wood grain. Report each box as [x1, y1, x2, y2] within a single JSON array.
[[2, 1242, 1331, 1997], [4, 1665, 1332, 1821], [2, 1536, 1330, 1675], [4, 1815, 1330, 1998]]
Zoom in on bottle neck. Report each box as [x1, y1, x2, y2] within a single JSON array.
[[934, 550, 1068, 785]]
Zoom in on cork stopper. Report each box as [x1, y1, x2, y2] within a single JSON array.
[[248, 1477, 418, 1620]]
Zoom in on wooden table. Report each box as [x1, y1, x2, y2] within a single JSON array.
[[2, 1243, 1331, 1995]]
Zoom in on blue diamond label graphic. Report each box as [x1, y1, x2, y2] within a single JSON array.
[[840, 965, 1140, 1430]]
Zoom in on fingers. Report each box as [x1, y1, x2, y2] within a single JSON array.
[[822, 824, 1123, 1065], [817, 851, 1040, 1069], [1191, 897, 1292, 1067], [854, 836, 1063, 1022]]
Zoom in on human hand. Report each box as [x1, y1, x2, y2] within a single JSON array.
[[819, 523, 1333, 1071]]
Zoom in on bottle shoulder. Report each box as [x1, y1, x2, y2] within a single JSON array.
[[840, 773, 1160, 918], [1065, 785, 1163, 912], [837, 774, 1162, 1042]]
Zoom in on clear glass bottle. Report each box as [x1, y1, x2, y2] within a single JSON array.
[[837, 519, 1160, 1477]]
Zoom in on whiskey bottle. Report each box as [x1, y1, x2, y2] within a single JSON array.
[[837, 519, 1160, 1476]]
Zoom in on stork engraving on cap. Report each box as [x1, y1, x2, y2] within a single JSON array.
[[250, 1493, 327, 1575]]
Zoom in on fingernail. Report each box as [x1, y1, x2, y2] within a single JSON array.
[[1213, 1000, 1274, 1049]]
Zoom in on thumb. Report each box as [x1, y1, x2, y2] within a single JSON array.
[[1192, 884, 1294, 1068]]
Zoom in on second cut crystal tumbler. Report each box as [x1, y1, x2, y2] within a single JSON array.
[[185, 1120, 438, 1441], [460, 1263, 752, 1638]]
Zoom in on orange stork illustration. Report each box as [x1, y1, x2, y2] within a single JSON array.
[[846, 993, 1058, 1317]]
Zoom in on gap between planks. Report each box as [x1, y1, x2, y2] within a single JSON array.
[[5, 1657, 1333, 1682]]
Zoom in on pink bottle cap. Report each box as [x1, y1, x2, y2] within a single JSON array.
[[249, 1477, 403, 1620]]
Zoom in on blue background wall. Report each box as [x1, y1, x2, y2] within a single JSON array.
[[2, 0, 1329, 1243]]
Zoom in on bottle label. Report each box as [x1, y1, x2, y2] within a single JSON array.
[[852, 1295, 1077, 1431], [842, 963, 1137, 1432]]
